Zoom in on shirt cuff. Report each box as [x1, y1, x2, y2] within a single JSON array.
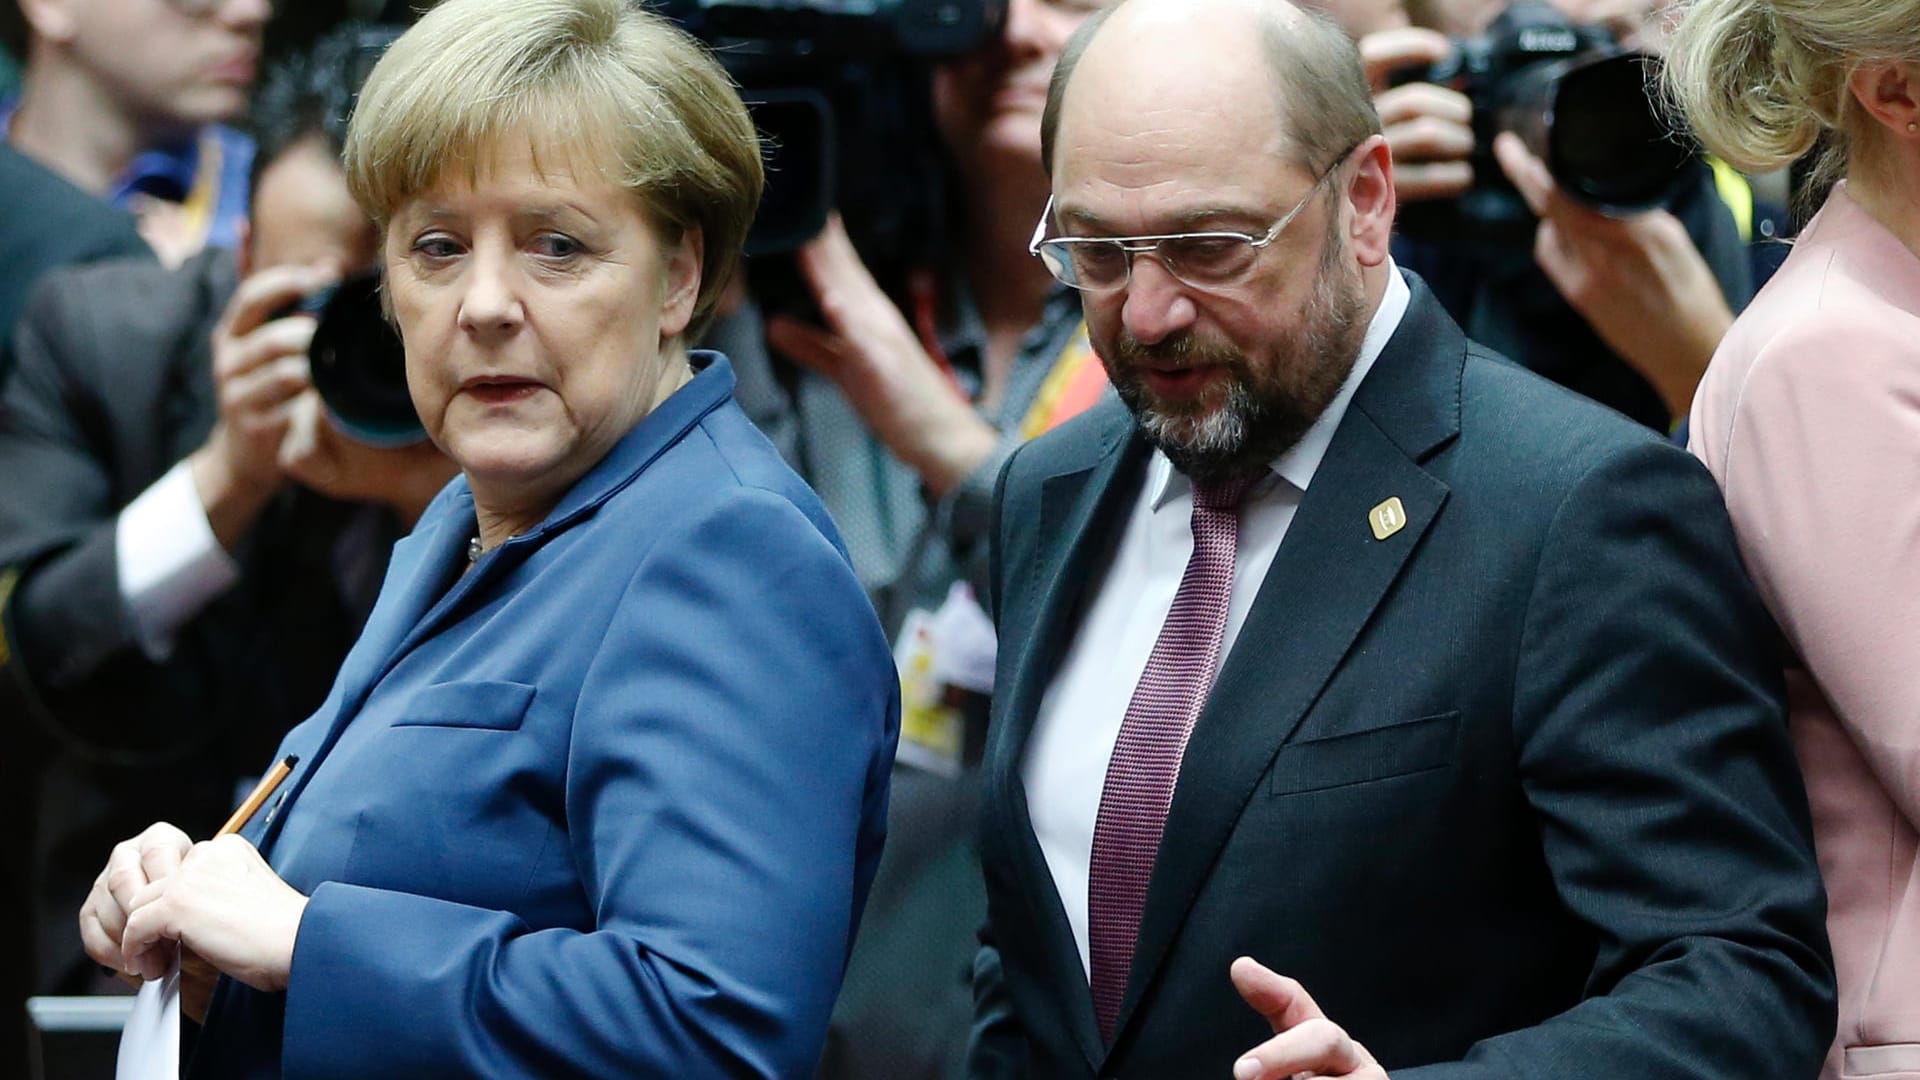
[[116, 461, 241, 659]]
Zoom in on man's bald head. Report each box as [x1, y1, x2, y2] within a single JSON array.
[[1039, 0, 1380, 178]]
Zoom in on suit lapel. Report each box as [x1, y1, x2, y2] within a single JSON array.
[[255, 503, 467, 855], [990, 404, 1146, 1071], [1109, 278, 1465, 1047]]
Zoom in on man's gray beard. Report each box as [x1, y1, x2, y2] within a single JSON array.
[[1109, 248, 1369, 485]]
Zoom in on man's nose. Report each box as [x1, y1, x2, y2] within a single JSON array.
[[1119, 254, 1199, 346]]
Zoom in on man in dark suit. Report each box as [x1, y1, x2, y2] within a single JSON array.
[[971, 1, 1834, 1078], [0, 26, 449, 1005], [0, 142, 151, 378]]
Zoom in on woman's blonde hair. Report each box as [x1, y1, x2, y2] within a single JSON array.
[[1664, 0, 1920, 192], [343, 0, 764, 338]]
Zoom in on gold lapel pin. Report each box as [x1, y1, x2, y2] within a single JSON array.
[[1368, 497, 1407, 541]]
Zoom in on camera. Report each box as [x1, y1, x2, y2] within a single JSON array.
[[650, 0, 1007, 259], [283, 271, 422, 447], [1392, 0, 1693, 243]]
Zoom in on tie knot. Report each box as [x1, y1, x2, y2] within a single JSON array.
[[1191, 472, 1259, 513]]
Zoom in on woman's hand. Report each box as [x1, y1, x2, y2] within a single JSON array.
[[79, 822, 192, 981], [763, 214, 998, 498], [119, 834, 310, 995]]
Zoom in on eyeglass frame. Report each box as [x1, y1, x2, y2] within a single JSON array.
[[1026, 141, 1362, 294]]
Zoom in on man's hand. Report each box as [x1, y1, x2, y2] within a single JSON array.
[[1230, 957, 1389, 1080], [1362, 28, 1474, 203], [189, 262, 338, 550], [1492, 132, 1732, 421], [119, 834, 309, 997], [762, 214, 998, 499], [279, 391, 457, 526]]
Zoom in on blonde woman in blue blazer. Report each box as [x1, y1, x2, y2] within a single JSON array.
[[77, 3, 900, 1077]]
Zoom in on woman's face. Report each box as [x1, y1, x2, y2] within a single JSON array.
[[933, 0, 1103, 174], [385, 137, 702, 518]]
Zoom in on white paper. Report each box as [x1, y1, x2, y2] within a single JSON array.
[[115, 971, 180, 1080]]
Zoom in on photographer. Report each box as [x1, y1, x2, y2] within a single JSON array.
[[0, 24, 451, 999], [714, 2, 1101, 1078], [1363, 0, 1749, 427]]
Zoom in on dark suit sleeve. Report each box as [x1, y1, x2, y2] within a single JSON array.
[[966, 441, 1030, 1079], [1400, 441, 1833, 1079], [0, 274, 184, 759], [278, 490, 899, 1080]]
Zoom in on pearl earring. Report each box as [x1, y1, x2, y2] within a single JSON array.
[[1910, 121, 1919, 134]]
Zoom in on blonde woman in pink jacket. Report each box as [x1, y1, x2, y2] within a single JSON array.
[[1668, 4, 1920, 1078]]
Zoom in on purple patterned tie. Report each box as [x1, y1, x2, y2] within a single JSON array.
[[1087, 471, 1255, 1044]]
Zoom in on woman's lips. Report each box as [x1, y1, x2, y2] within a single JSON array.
[[462, 378, 542, 405]]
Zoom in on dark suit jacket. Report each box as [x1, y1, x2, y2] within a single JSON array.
[[0, 142, 151, 381], [972, 277, 1834, 1079], [0, 251, 397, 993]]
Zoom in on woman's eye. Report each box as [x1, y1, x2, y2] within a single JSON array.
[[532, 233, 583, 259], [411, 235, 462, 260]]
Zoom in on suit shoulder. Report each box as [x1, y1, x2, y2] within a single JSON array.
[[21, 251, 235, 370], [1001, 396, 1128, 495], [1455, 344, 1693, 484]]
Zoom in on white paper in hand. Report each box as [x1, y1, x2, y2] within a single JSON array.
[[115, 971, 180, 1080]]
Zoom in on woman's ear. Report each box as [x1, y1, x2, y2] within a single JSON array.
[[1850, 61, 1920, 141], [659, 226, 704, 341]]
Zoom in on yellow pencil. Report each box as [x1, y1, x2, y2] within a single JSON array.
[[217, 755, 299, 837]]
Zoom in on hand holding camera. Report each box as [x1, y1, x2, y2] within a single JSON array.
[[189, 262, 337, 553], [279, 390, 455, 526], [1363, 27, 1475, 203]]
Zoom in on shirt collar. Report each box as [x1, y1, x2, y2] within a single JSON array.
[[1148, 260, 1411, 510]]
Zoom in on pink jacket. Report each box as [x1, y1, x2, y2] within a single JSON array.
[[1691, 182, 1920, 1080]]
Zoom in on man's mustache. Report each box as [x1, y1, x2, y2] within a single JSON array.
[[1108, 331, 1244, 371]]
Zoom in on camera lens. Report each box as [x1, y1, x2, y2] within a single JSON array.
[[1547, 54, 1691, 212], [307, 270, 424, 446]]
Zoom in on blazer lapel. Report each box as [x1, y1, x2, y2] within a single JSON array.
[[254, 503, 467, 855], [1109, 278, 1465, 1045]]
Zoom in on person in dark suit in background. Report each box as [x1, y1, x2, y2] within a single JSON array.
[[0, 23, 451, 1005], [0, 142, 151, 378], [971, 1, 1834, 1077]]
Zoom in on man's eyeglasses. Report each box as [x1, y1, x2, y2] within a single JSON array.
[[1028, 145, 1355, 294]]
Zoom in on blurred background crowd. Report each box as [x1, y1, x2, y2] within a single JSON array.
[[0, 0, 1895, 1076]]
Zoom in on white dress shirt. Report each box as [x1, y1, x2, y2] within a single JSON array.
[[1021, 266, 1411, 979], [115, 460, 241, 659]]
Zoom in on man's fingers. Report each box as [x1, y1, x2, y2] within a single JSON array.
[[223, 356, 314, 420], [1231, 956, 1327, 1031], [219, 263, 338, 341], [1491, 132, 1554, 218], [216, 318, 318, 381], [1384, 114, 1475, 164], [1375, 82, 1472, 129], [1359, 26, 1453, 90], [1231, 1018, 1367, 1080], [1391, 161, 1474, 202]]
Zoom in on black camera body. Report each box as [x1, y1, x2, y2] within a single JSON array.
[[283, 271, 422, 447], [1394, 0, 1692, 244], [651, 0, 1006, 261]]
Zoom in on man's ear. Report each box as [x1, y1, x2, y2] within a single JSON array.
[[658, 225, 704, 342], [19, 0, 80, 46], [1343, 133, 1396, 268], [1850, 61, 1920, 142]]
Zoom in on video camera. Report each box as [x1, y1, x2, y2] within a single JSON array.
[[1393, 0, 1693, 244], [651, 0, 1008, 262]]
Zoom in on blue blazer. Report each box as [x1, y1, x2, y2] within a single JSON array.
[[186, 354, 900, 1080]]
